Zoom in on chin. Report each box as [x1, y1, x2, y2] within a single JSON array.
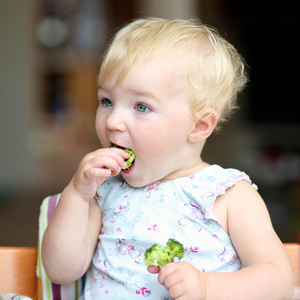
[[123, 178, 148, 188], [121, 173, 155, 188]]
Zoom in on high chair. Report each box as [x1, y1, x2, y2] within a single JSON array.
[[0, 247, 37, 298], [0, 194, 299, 299], [285, 241, 300, 299], [36, 194, 85, 299]]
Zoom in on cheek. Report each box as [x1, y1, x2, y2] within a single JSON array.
[[133, 122, 179, 157], [95, 113, 106, 141], [131, 125, 160, 156], [145, 118, 191, 155]]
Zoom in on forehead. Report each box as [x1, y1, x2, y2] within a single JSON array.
[[99, 56, 189, 95], [98, 35, 214, 93]]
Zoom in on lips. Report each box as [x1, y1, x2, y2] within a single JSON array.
[[121, 160, 135, 174]]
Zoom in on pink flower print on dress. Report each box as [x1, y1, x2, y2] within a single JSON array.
[[116, 239, 142, 264], [104, 202, 128, 223], [190, 209, 198, 218], [189, 201, 199, 210], [186, 246, 199, 259], [185, 246, 199, 260], [94, 267, 109, 288], [187, 201, 205, 220], [145, 217, 159, 231], [219, 246, 237, 265], [117, 239, 134, 255], [178, 217, 202, 232], [98, 259, 108, 273], [135, 286, 151, 296], [189, 246, 200, 253], [146, 220, 158, 231], [145, 181, 161, 198]]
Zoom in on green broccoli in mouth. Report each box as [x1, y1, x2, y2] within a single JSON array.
[[110, 144, 136, 169], [144, 239, 185, 268]]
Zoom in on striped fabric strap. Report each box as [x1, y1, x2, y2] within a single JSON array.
[[36, 195, 84, 300], [5, 293, 32, 300]]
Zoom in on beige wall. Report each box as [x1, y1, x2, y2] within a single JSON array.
[[0, 0, 36, 189], [136, 0, 199, 19], [0, 0, 200, 191]]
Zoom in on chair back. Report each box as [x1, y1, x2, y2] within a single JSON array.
[[285, 243, 300, 287], [284, 242, 300, 299], [0, 247, 37, 298], [37, 194, 85, 299]]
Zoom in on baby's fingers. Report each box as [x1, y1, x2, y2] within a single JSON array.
[[158, 263, 178, 286], [159, 265, 186, 300], [159, 262, 205, 300], [85, 149, 127, 171], [83, 155, 123, 178], [87, 166, 112, 179], [72, 149, 127, 198], [147, 265, 160, 274]]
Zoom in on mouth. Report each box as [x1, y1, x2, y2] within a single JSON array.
[[110, 143, 136, 170]]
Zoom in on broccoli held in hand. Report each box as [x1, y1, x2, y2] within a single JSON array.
[[110, 144, 135, 169], [144, 239, 185, 268]]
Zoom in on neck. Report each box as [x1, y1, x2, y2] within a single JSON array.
[[160, 139, 208, 182], [160, 159, 209, 183]]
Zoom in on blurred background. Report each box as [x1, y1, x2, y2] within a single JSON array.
[[0, 0, 299, 247]]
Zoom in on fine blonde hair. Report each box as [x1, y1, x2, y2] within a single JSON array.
[[98, 18, 247, 129]]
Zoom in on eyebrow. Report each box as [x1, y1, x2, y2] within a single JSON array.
[[131, 88, 160, 102], [98, 85, 160, 102], [97, 85, 107, 91]]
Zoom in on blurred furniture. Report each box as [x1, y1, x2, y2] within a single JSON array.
[[285, 240, 300, 299], [0, 247, 38, 299], [0, 194, 299, 299], [36, 194, 84, 299]]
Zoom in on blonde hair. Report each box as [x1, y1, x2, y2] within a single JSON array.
[[99, 18, 247, 129]]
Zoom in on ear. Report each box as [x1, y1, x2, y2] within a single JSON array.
[[188, 108, 217, 143]]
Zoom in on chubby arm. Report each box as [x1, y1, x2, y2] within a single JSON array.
[[151, 181, 294, 300], [41, 188, 101, 284], [205, 180, 294, 299], [42, 148, 129, 284]]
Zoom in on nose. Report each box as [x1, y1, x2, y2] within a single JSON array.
[[106, 108, 126, 132]]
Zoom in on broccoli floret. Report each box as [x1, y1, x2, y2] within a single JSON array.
[[110, 144, 136, 169], [144, 239, 184, 268], [123, 148, 135, 169]]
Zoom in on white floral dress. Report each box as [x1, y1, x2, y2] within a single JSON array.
[[80, 165, 257, 299]]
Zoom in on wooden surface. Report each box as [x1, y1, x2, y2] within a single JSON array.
[[0, 247, 37, 298], [285, 243, 300, 299], [0, 243, 299, 299], [285, 244, 300, 286]]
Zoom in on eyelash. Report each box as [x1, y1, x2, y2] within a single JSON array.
[[100, 98, 151, 113], [135, 103, 150, 113], [100, 98, 113, 107]]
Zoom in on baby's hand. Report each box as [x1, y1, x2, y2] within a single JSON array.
[[70, 147, 129, 201], [149, 262, 207, 300]]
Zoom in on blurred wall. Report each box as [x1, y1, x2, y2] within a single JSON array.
[[0, 0, 36, 191], [136, 0, 199, 19], [0, 0, 298, 245], [0, 0, 201, 195]]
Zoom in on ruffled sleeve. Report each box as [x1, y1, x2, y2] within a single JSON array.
[[180, 165, 257, 226]]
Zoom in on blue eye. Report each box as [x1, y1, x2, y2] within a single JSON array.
[[136, 103, 150, 113], [101, 99, 113, 107]]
